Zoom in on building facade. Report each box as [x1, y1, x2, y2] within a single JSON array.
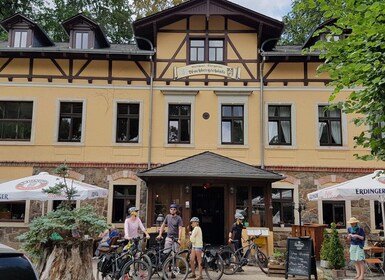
[[0, 0, 382, 250]]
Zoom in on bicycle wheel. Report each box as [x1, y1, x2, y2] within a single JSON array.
[[255, 249, 268, 274], [120, 259, 151, 280], [140, 253, 153, 270], [219, 248, 239, 275], [146, 249, 162, 277], [204, 253, 224, 280], [162, 255, 188, 280]]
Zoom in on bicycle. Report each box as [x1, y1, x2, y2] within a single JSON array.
[[96, 238, 151, 280], [218, 234, 268, 275], [146, 236, 188, 280], [122, 236, 152, 270], [178, 243, 224, 280]]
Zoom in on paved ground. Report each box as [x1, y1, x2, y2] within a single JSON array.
[[92, 260, 385, 280]]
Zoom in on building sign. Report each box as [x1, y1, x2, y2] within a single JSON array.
[[174, 64, 241, 79]]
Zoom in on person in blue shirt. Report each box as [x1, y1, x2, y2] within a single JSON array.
[[347, 217, 365, 280], [94, 225, 119, 257]]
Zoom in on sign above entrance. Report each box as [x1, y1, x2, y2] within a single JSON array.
[[174, 64, 241, 80]]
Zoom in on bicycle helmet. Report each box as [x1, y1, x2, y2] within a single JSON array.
[[235, 213, 244, 220], [170, 204, 178, 209], [190, 217, 199, 223], [128, 206, 139, 216]]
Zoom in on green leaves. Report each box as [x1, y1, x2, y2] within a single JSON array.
[[299, 0, 385, 161]]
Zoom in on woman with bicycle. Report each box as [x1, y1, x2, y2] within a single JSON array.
[[189, 217, 203, 280], [124, 207, 150, 246]]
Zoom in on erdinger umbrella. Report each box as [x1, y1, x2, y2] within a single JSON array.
[[307, 170, 385, 233], [0, 172, 108, 201]]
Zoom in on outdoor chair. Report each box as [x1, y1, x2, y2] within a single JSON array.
[[365, 246, 385, 276]]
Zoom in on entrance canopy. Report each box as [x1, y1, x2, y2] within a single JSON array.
[[138, 151, 284, 181]]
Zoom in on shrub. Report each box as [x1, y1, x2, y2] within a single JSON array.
[[327, 222, 345, 269]]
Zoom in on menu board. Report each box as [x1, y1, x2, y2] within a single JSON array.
[[285, 237, 317, 280]]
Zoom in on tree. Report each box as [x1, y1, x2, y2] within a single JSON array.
[[0, 0, 44, 41], [132, 0, 186, 19], [280, 0, 324, 45], [298, 0, 385, 161], [327, 223, 345, 269], [319, 228, 330, 261], [37, 0, 134, 43], [18, 165, 108, 280]]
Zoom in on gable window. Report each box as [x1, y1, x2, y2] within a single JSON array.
[[116, 103, 139, 143], [0, 101, 33, 141], [74, 31, 90, 49], [322, 201, 345, 228], [221, 105, 244, 144], [13, 30, 28, 47], [168, 104, 191, 144], [58, 102, 83, 142], [272, 189, 294, 226], [318, 105, 342, 146], [112, 185, 136, 223], [268, 105, 291, 145], [189, 38, 224, 63]]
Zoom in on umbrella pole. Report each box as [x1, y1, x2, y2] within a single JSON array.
[[42, 201, 45, 216], [381, 200, 385, 237]]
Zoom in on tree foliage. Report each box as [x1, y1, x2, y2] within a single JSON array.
[[299, 0, 385, 161], [280, 0, 324, 45], [132, 0, 186, 19]]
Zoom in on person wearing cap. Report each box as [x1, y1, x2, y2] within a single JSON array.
[[124, 206, 150, 241], [188, 217, 203, 280], [157, 203, 183, 253], [347, 217, 365, 280], [229, 213, 245, 266]]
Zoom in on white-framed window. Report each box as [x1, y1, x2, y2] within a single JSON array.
[[271, 179, 299, 228], [316, 104, 348, 148], [216, 93, 250, 147], [267, 104, 295, 146], [74, 31, 90, 49], [0, 101, 34, 142], [107, 173, 142, 225], [113, 100, 143, 145], [315, 177, 352, 229], [55, 99, 86, 144], [162, 91, 197, 147], [13, 30, 28, 47], [189, 38, 224, 63]]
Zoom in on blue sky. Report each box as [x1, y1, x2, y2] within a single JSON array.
[[231, 0, 292, 21]]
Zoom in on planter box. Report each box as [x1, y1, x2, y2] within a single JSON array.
[[331, 269, 346, 278]]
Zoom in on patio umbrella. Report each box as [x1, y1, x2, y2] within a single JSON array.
[[0, 172, 108, 201], [307, 170, 385, 233]]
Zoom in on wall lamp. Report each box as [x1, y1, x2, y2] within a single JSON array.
[[229, 187, 234, 194], [185, 185, 190, 193]]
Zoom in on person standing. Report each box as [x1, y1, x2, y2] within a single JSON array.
[[188, 217, 203, 280], [347, 217, 365, 280], [124, 206, 150, 241], [228, 213, 245, 272], [157, 203, 183, 253]]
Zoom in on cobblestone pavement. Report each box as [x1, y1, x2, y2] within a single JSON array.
[[92, 260, 385, 280]]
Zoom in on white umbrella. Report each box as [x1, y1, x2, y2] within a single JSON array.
[[0, 172, 108, 201], [307, 170, 385, 233]]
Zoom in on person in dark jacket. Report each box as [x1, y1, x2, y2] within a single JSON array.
[[347, 217, 365, 280]]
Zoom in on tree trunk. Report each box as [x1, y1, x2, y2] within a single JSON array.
[[38, 239, 95, 280]]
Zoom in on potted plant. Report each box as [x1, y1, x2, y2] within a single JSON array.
[[327, 222, 346, 278], [319, 228, 331, 268]]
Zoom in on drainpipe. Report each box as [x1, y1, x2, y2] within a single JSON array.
[[134, 37, 155, 170], [259, 53, 266, 169], [259, 38, 280, 170]]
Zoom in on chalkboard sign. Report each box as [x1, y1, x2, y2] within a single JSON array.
[[285, 237, 317, 280]]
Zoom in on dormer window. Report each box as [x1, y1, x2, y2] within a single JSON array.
[[13, 30, 29, 47], [74, 31, 91, 49]]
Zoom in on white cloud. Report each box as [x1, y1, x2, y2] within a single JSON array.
[[230, 0, 292, 21]]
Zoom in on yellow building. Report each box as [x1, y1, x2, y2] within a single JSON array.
[[0, 0, 382, 250]]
